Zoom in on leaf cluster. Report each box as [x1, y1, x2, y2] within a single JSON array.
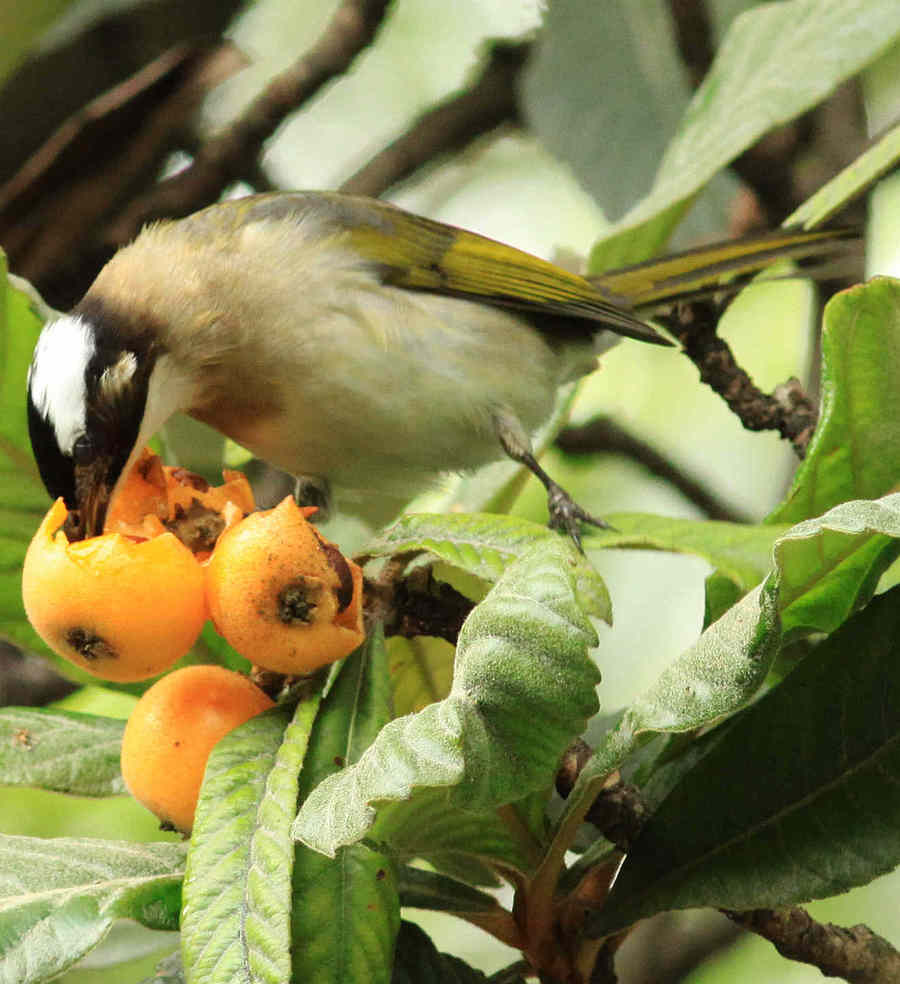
[[2, 2, 900, 983]]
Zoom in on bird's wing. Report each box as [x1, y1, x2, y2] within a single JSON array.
[[593, 226, 860, 308], [230, 192, 670, 345], [226, 193, 859, 345]]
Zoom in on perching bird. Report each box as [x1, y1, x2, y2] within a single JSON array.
[[25, 192, 855, 542]]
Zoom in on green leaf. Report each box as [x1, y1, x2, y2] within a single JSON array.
[[292, 844, 398, 984], [366, 513, 611, 622], [703, 571, 744, 627], [568, 489, 900, 820], [590, 0, 900, 268], [391, 921, 510, 984], [786, 120, 900, 228], [705, 279, 900, 624], [0, 835, 184, 983], [396, 865, 503, 916], [591, 201, 695, 273], [520, 0, 691, 223], [590, 513, 788, 597], [0, 268, 54, 659], [297, 634, 393, 782], [565, 576, 780, 831], [615, 577, 778, 747], [183, 622, 252, 674], [182, 701, 317, 984], [387, 636, 456, 715], [565, 490, 900, 870], [368, 789, 536, 884], [770, 279, 900, 524], [293, 542, 600, 859], [592, 583, 900, 936], [0, 707, 124, 795], [292, 633, 400, 984], [775, 494, 900, 638], [636, 715, 743, 816], [0, 1, 75, 85]]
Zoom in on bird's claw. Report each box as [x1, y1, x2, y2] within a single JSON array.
[[546, 484, 614, 553]]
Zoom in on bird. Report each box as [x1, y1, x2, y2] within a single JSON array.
[[25, 191, 856, 544]]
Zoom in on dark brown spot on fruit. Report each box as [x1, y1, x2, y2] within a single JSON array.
[[277, 578, 322, 624], [66, 628, 117, 662]]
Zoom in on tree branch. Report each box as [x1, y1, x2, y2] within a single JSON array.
[[1, 43, 242, 305], [615, 912, 743, 984], [340, 38, 529, 198], [666, 0, 715, 90], [108, 0, 392, 238], [556, 741, 900, 983], [556, 739, 649, 852], [0, 0, 244, 184], [724, 907, 900, 984], [556, 416, 751, 523], [0, 644, 76, 707], [365, 562, 474, 644], [657, 300, 818, 458], [666, 0, 823, 229]]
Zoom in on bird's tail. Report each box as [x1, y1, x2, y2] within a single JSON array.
[[591, 226, 861, 316]]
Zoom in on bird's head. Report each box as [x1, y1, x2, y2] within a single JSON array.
[[26, 303, 194, 538]]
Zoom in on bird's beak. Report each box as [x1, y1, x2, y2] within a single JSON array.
[[73, 459, 114, 539]]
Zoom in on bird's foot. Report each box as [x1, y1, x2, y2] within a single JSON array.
[[546, 482, 613, 552]]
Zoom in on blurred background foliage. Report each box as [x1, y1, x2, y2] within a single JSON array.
[[0, 0, 897, 981]]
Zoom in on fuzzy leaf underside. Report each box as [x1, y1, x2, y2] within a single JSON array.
[[182, 703, 314, 984], [293, 543, 600, 861], [0, 836, 184, 983], [593, 584, 900, 934], [0, 707, 124, 795]]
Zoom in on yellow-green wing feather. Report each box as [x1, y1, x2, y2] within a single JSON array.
[[593, 227, 859, 308], [226, 191, 666, 343], [215, 192, 858, 344], [344, 201, 668, 341]]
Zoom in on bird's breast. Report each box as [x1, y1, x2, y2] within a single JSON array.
[[191, 286, 579, 499]]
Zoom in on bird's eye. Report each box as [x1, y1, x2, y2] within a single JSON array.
[[72, 434, 96, 464]]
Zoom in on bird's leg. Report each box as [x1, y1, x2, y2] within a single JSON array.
[[493, 409, 611, 551], [293, 475, 332, 522]]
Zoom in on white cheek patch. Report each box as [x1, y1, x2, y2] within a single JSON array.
[[27, 315, 95, 455]]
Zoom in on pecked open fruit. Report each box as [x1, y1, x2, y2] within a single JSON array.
[[24, 448, 365, 681], [104, 447, 254, 556], [22, 498, 208, 682], [120, 664, 275, 833], [22, 450, 255, 682], [206, 496, 365, 674]]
